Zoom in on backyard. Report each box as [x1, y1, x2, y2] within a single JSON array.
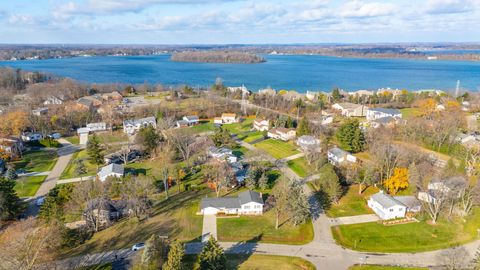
[[14, 175, 47, 197], [326, 185, 378, 217], [60, 150, 98, 179], [254, 139, 300, 159], [13, 150, 58, 173], [217, 210, 314, 245], [332, 208, 480, 252], [222, 118, 254, 135], [287, 157, 311, 178]]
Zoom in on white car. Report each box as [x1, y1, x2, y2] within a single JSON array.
[[131, 243, 145, 251], [36, 197, 45, 206]]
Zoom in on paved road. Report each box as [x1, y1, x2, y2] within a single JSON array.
[[202, 214, 217, 242], [25, 139, 78, 217], [329, 214, 380, 226]]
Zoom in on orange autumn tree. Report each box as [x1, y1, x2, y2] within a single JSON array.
[[0, 110, 28, 137], [383, 167, 409, 195], [415, 98, 436, 116]]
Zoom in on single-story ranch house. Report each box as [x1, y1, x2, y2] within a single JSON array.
[[366, 108, 402, 121], [200, 190, 264, 215], [368, 191, 421, 220], [214, 113, 238, 125], [327, 147, 357, 165], [97, 163, 125, 182]]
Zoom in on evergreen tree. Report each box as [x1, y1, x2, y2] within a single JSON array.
[[332, 88, 341, 102], [163, 240, 185, 270], [5, 166, 17, 181], [197, 237, 226, 270], [286, 116, 294, 128], [296, 116, 311, 137], [288, 182, 310, 226], [137, 125, 160, 156], [141, 234, 166, 270], [0, 177, 21, 220], [74, 159, 87, 178], [258, 173, 269, 190], [336, 119, 365, 153], [315, 164, 341, 204], [86, 134, 104, 166]]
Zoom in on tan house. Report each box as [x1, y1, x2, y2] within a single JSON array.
[[332, 103, 368, 117], [267, 127, 296, 141], [214, 113, 238, 124], [253, 118, 269, 131]]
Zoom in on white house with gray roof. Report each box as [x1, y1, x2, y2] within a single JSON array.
[[123, 116, 156, 135], [297, 135, 321, 152], [368, 191, 421, 220], [327, 147, 356, 165], [97, 163, 124, 182], [366, 108, 402, 121], [200, 190, 264, 215]]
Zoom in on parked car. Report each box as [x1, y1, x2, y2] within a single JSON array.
[[36, 197, 45, 206], [48, 133, 61, 139], [131, 243, 145, 251]]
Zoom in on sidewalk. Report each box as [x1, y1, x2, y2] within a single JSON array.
[[57, 175, 95, 184], [329, 214, 380, 226], [202, 215, 217, 242]]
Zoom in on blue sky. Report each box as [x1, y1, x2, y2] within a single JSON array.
[[0, 0, 479, 44]]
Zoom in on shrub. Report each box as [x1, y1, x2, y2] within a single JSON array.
[[40, 138, 61, 148]]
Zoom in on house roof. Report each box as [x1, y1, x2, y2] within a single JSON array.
[[335, 102, 363, 110], [297, 135, 320, 145], [328, 147, 349, 158], [373, 116, 395, 125], [77, 98, 93, 107], [222, 113, 236, 118], [370, 191, 405, 209], [200, 190, 263, 210], [77, 127, 90, 134], [98, 163, 124, 179], [238, 190, 263, 205], [184, 115, 199, 121], [430, 176, 467, 189], [393, 196, 421, 209], [123, 116, 156, 126], [368, 108, 401, 115]]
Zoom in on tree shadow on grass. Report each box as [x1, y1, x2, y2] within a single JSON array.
[[225, 235, 261, 268]]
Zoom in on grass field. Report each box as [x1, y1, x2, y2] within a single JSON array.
[[13, 150, 58, 173], [287, 157, 311, 177], [349, 265, 427, 270], [325, 185, 378, 218], [62, 190, 206, 257], [189, 121, 216, 133], [400, 108, 421, 119], [14, 175, 47, 197], [332, 208, 480, 252], [60, 150, 98, 179], [96, 131, 129, 144], [217, 210, 314, 245], [238, 131, 265, 143], [254, 139, 300, 159], [222, 118, 254, 134], [184, 254, 316, 270], [64, 136, 80, 145]]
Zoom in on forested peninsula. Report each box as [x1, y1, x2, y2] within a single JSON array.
[[171, 51, 266, 63]]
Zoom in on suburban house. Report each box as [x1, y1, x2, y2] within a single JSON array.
[[321, 115, 334, 125], [0, 137, 24, 158], [87, 122, 108, 132], [369, 116, 397, 129], [84, 199, 130, 229], [418, 176, 466, 203], [253, 118, 270, 131], [327, 147, 357, 164], [214, 113, 238, 125], [77, 127, 90, 145], [258, 88, 276, 96], [207, 146, 237, 163], [176, 120, 189, 128], [200, 190, 264, 215], [227, 86, 249, 94], [368, 191, 421, 220], [32, 107, 48, 116], [97, 163, 125, 181], [43, 96, 63, 105], [332, 103, 368, 117], [267, 127, 296, 141], [366, 108, 402, 121], [76, 96, 103, 110], [297, 135, 321, 152], [21, 132, 43, 142], [123, 116, 157, 135], [176, 115, 200, 128]]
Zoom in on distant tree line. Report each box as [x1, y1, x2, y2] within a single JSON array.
[[171, 51, 266, 64]]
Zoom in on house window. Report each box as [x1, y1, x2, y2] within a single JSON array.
[[389, 209, 393, 212], [244, 206, 250, 209]]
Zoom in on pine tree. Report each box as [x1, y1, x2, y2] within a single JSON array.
[[288, 182, 310, 226], [5, 166, 17, 181], [86, 134, 104, 166], [336, 119, 364, 153], [141, 234, 166, 270], [258, 173, 269, 190], [74, 159, 87, 178], [332, 88, 341, 102], [0, 177, 21, 220], [163, 240, 185, 270], [138, 125, 160, 156], [197, 237, 226, 270], [296, 116, 311, 137]]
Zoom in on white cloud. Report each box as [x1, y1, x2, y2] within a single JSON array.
[[425, 0, 476, 14], [8, 14, 35, 25], [339, 1, 397, 18]]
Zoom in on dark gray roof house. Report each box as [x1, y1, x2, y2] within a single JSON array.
[[200, 190, 264, 215]]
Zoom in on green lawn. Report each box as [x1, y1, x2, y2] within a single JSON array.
[[222, 118, 254, 134], [238, 131, 265, 143], [400, 108, 421, 119], [349, 265, 427, 270], [96, 131, 128, 144], [60, 150, 98, 179], [64, 136, 80, 145], [14, 175, 47, 197], [332, 208, 480, 252], [189, 121, 216, 133], [287, 157, 312, 178], [217, 210, 314, 245], [13, 150, 58, 173], [184, 254, 316, 270], [77, 263, 112, 270], [325, 185, 378, 218], [62, 190, 205, 257], [254, 139, 300, 159]]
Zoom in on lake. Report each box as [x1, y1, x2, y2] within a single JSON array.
[[1, 54, 479, 92]]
